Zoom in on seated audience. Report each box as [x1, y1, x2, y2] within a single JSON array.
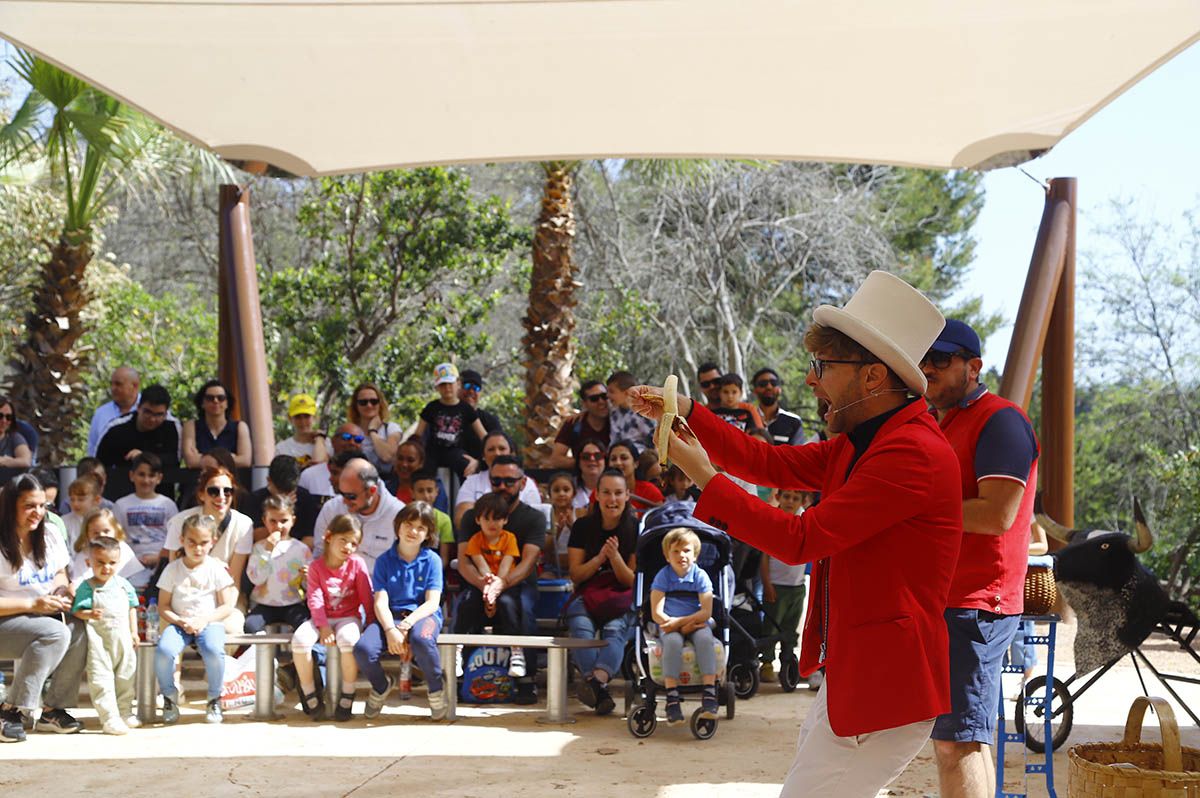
[[454, 431, 540, 528], [182, 379, 252, 469], [96, 384, 180, 470], [274, 394, 328, 469], [0, 396, 32, 469], [114, 452, 178, 572], [348, 383, 403, 478], [547, 381, 611, 469]]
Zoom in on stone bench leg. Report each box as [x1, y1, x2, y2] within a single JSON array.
[[439, 643, 457, 721], [249, 642, 279, 721], [538, 647, 573, 724], [136, 645, 157, 725]]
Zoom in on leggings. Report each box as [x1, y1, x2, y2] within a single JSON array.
[[354, 614, 443, 695], [660, 625, 717, 680]]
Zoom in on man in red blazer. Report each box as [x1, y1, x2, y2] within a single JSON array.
[[923, 320, 1039, 798], [632, 271, 964, 798]]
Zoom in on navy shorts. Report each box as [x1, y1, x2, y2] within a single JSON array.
[[931, 608, 1021, 744]]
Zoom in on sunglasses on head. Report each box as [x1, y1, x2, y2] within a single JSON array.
[[338, 432, 366, 443], [205, 486, 235, 498], [490, 476, 521, 487], [356, 397, 380, 406], [699, 378, 722, 389]]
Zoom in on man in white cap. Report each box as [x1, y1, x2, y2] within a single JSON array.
[[632, 271, 964, 797]]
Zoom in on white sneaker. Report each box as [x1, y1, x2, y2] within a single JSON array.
[[508, 647, 526, 678], [123, 714, 141, 729], [102, 719, 130, 736], [455, 645, 464, 678], [807, 670, 824, 691], [428, 689, 448, 721]]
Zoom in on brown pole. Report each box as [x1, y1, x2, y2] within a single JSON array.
[[1041, 178, 1076, 528], [218, 185, 276, 478], [217, 190, 239, 421], [998, 197, 1070, 409]]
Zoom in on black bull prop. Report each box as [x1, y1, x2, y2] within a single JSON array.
[[1037, 498, 1170, 674]]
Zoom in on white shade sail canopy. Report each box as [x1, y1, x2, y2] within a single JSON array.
[[2, 1, 1198, 177]]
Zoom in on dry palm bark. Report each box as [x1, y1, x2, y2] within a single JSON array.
[[521, 163, 581, 467]]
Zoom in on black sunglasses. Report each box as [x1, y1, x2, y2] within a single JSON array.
[[0, 412, 12, 421], [490, 476, 521, 487], [699, 378, 722, 389], [338, 432, 366, 443], [340, 491, 359, 501], [584, 393, 608, 403], [205, 486, 235, 498], [356, 397, 380, 406], [203, 393, 228, 403], [754, 378, 780, 388], [920, 350, 973, 370]]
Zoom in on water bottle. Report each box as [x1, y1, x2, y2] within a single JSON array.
[[136, 596, 147, 641], [145, 599, 160, 644], [399, 659, 412, 701]]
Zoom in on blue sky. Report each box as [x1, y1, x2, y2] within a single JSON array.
[[960, 40, 1200, 363]]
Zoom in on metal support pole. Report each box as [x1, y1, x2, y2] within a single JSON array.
[[250, 641, 279, 720], [538, 647, 574, 724], [323, 646, 341, 720], [136, 643, 157, 724], [439, 643, 458, 721]]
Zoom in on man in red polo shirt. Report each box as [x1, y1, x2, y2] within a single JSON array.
[[922, 320, 1039, 798], [632, 271, 964, 797]]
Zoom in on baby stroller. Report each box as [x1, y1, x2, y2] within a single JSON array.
[[725, 540, 802, 698], [625, 501, 737, 740]]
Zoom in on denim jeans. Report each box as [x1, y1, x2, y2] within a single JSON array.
[[354, 614, 443, 695], [156, 623, 227, 700], [564, 601, 631, 679]]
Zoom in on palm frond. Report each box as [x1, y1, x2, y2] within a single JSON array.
[[0, 88, 48, 168]]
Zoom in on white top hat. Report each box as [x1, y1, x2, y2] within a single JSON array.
[[811, 271, 944, 395]]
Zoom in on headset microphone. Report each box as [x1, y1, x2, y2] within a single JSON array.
[[827, 388, 908, 415]]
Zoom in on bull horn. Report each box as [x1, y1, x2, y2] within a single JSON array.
[[1034, 512, 1077, 543], [1129, 497, 1154, 553]]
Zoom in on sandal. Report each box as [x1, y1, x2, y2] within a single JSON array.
[[334, 690, 355, 722]]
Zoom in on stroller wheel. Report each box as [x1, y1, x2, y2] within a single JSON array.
[[729, 662, 760, 699], [690, 708, 718, 740], [722, 682, 736, 720], [628, 705, 657, 738], [779, 657, 800, 693]]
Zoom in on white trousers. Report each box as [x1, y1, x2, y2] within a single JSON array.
[[780, 681, 934, 798]]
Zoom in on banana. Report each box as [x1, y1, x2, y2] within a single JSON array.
[[656, 374, 678, 465]]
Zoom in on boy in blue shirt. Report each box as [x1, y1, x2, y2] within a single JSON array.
[[650, 528, 717, 725]]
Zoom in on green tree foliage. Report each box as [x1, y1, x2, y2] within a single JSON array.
[[259, 168, 528, 426]]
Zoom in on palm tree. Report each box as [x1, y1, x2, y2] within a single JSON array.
[[521, 161, 580, 466], [0, 52, 228, 463]]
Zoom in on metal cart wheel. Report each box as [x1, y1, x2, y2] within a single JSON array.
[[627, 704, 657, 738], [690, 707, 717, 740], [729, 662, 760, 699], [1013, 675, 1074, 753], [779, 656, 800, 692]]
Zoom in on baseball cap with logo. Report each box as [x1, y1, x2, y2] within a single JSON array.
[[433, 362, 460, 386], [288, 394, 318, 417]]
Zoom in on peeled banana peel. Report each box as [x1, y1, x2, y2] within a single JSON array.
[[656, 375, 678, 465]]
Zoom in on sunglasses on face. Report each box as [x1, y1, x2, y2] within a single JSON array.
[[462, 382, 482, 392], [755, 378, 780, 388], [203, 393, 227, 403], [920, 350, 972, 369], [490, 476, 521, 487], [356, 397, 380, 406], [0, 412, 12, 421], [809, 358, 867, 380], [340, 491, 359, 501], [699, 378, 722, 389], [205, 486, 235, 498], [579, 451, 605, 462], [338, 432, 366, 443], [584, 393, 608, 403]]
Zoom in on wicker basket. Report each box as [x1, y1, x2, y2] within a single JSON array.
[[1069, 696, 1200, 797], [1024, 564, 1057, 615]]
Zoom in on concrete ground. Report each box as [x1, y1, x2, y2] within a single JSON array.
[[3, 619, 1197, 798]]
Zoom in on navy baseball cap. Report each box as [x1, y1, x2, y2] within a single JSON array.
[[460, 369, 484, 387], [929, 319, 982, 357]]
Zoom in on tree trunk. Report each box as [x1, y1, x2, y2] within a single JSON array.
[[521, 164, 580, 467], [9, 232, 93, 466]]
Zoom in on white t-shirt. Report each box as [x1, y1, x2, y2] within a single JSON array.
[[362, 421, 403, 474], [297, 463, 335, 498], [572, 486, 593, 512], [456, 471, 543, 508], [0, 528, 70, 599], [62, 512, 84, 550], [70, 540, 149, 588], [115, 492, 179, 561], [275, 436, 317, 468], [156, 556, 234, 621], [312, 491, 404, 572], [163, 507, 254, 564]]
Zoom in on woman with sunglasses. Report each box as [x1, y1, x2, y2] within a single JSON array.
[[161, 467, 253, 615], [453, 431, 541, 528], [0, 396, 32, 470], [182, 379, 252, 469], [347, 383, 403, 477], [572, 439, 607, 518]]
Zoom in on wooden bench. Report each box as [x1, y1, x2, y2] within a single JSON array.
[[135, 633, 293, 724], [436, 633, 604, 724]]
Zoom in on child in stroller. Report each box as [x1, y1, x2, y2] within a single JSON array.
[[627, 502, 736, 740]]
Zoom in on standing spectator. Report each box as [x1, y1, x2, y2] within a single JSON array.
[[454, 431, 541, 528], [696, 362, 724, 407], [0, 396, 32, 470], [608, 439, 664, 516], [86, 366, 140, 457], [923, 320, 1039, 798], [275, 394, 328, 469], [0, 473, 86, 740], [607, 371, 656, 453], [458, 369, 503, 462], [752, 367, 806, 446], [413, 362, 488, 480], [547, 381, 611, 469], [181, 379, 252, 469], [312, 458, 404, 572], [298, 423, 364, 500], [114, 452, 177, 572], [712, 374, 766, 432], [96, 385, 180, 470], [565, 470, 637, 715], [348, 383, 403, 478]]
